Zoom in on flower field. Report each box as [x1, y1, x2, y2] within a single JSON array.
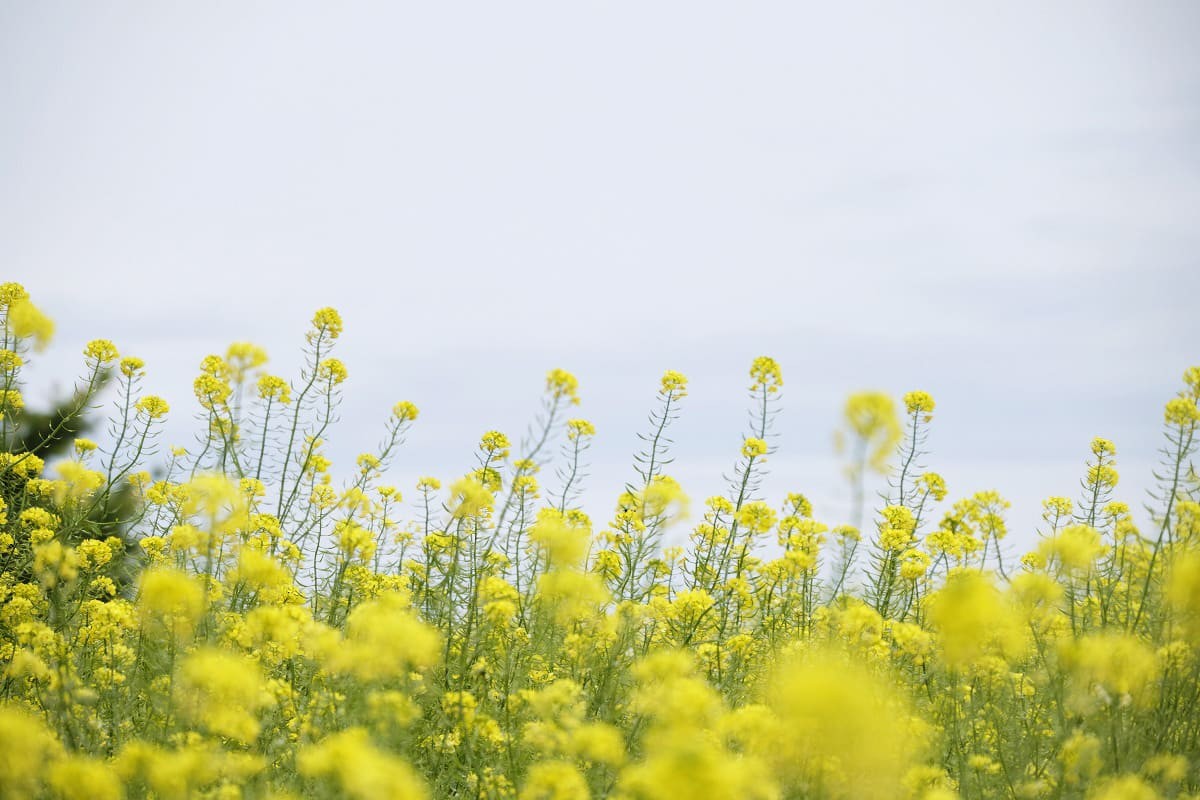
[[1, 281, 1198, 799]]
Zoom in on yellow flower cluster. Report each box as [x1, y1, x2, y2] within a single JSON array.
[[749, 355, 783, 394], [1, 291, 1198, 800], [4, 284, 55, 351], [546, 368, 581, 405]]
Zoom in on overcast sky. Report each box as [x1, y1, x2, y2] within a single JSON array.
[[2, 2, 1198, 552]]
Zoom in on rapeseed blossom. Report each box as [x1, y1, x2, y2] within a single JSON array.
[[6, 296, 55, 350], [0, 286, 1198, 799], [174, 647, 272, 743], [837, 390, 902, 475], [764, 648, 926, 799], [299, 728, 427, 800]]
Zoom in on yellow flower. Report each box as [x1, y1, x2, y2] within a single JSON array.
[[1059, 730, 1102, 785], [298, 728, 427, 800], [546, 368, 581, 405], [620, 652, 775, 800], [21, 506, 59, 528], [329, 592, 441, 681], [257, 374, 291, 404], [903, 390, 935, 416], [749, 355, 783, 393], [520, 760, 590, 800], [83, 339, 120, 364], [736, 500, 776, 534], [474, 463, 504, 492], [0, 348, 22, 371], [239, 477, 266, 499], [480, 430, 511, 457], [7, 297, 55, 350], [175, 647, 272, 744], [1037, 524, 1104, 572], [194, 373, 231, 408], [1088, 463, 1119, 489], [34, 540, 79, 588], [0, 389, 22, 412], [1165, 396, 1200, 426], [448, 476, 495, 519], [742, 437, 769, 459], [1063, 633, 1158, 710], [311, 484, 338, 509], [184, 472, 241, 517], [660, 370, 688, 398], [1167, 551, 1200, 636], [898, 548, 931, 581], [839, 391, 901, 473], [230, 548, 292, 593], [393, 400, 419, 421], [76, 539, 114, 571], [1143, 754, 1189, 784], [641, 474, 690, 521], [311, 306, 344, 339], [47, 755, 122, 800], [536, 570, 608, 625], [335, 521, 378, 562], [567, 418, 596, 440], [318, 357, 348, 385], [1088, 775, 1161, 800], [833, 524, 860, 542], [54, 460, 106, 504], [530, 509, 591, 569], [225, 341, 268, 381], [878, 505, 916, 552], [119, 356, 145, 377], [927, 569, 1025, 668], [1183, 365, 1200, 397], [1042, 496, 1073, 518], [763, 648, 923, 800], [967, 754, 1000, 775], [918, 472, 948, 501], [0, 281, 30, 306], [198, 353, 228, 377], [417, 476, 441, 492], [0, 704, 63, 797], [137, 567, 206, 636]]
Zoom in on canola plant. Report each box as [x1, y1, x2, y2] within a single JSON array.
[[1, 282, 1198, 800]]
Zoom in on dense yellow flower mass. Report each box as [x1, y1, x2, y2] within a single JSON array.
[[1, 284, 1199, 799], [5, 291, 54, 351]]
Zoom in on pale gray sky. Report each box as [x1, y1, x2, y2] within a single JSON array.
[[3, 2, 1198, 551]]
